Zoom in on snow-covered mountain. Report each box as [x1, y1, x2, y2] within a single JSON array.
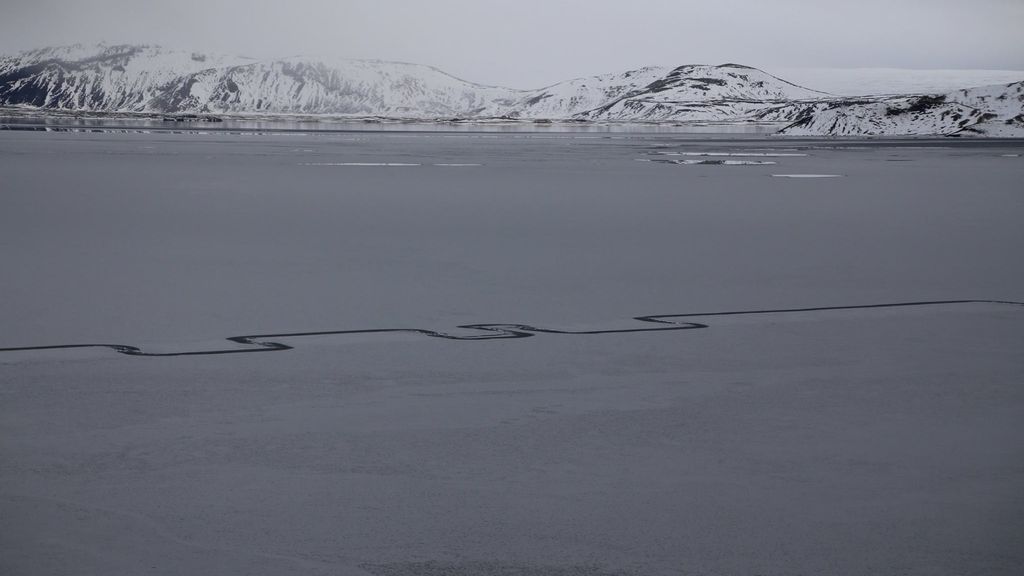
[[0, 45, 254, 111], [1, 44, 1022, 135], [576, 64, 827, 121], [778, 82, 1024, 136], [0, 44, 524, 117], [497, 64, 827, 121], [0, 44, 825, 121]]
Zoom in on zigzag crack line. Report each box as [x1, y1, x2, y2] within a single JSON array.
[[1, 300, 1021, 358]]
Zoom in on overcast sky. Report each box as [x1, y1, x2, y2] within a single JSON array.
[[2, 0, 1022, 88]]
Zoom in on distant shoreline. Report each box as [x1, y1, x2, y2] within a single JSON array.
[[0, 108, 792, 135]]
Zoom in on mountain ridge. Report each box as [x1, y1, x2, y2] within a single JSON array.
[[0, 44, 825, 120], [1, 44, 1022, 135]]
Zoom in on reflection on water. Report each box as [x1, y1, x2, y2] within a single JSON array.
[[0, 111, 783, 135]]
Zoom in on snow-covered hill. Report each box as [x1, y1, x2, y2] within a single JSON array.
[[577, 64, 827, 122], [502, 64, 827, 121], [1, 44, 1022, 135], [778, 82, 1024, 136]]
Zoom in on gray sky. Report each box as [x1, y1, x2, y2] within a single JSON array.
[[2, 0, 1022, 88]]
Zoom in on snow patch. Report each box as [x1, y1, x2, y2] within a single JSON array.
[[771, 174, 844, 178], [652, 159, 777, 166], [301, 162, 421, 167], [657, 152, 808, 157]]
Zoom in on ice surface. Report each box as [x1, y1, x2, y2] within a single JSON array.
[[652, 158, 777, 165], [1, 130, 1023, 576], [771, 174, 844, 178], [668, 152, 808, 157]]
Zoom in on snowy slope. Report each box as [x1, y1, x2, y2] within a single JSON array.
[[945, 82, 1024, 136], [0, 44, 828, 121], [0, 44, 525, 117], [495, 64, 826, 120], [778, 82, 1024, 136], [152, 57, 524, 117], [774, 67, 1024, 97], [493, 66, 671, 118], [0, 44, 256, 110], [572, 64, 828, 121]]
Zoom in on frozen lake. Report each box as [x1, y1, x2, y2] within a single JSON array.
[[2, 130, 1023, 575]]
